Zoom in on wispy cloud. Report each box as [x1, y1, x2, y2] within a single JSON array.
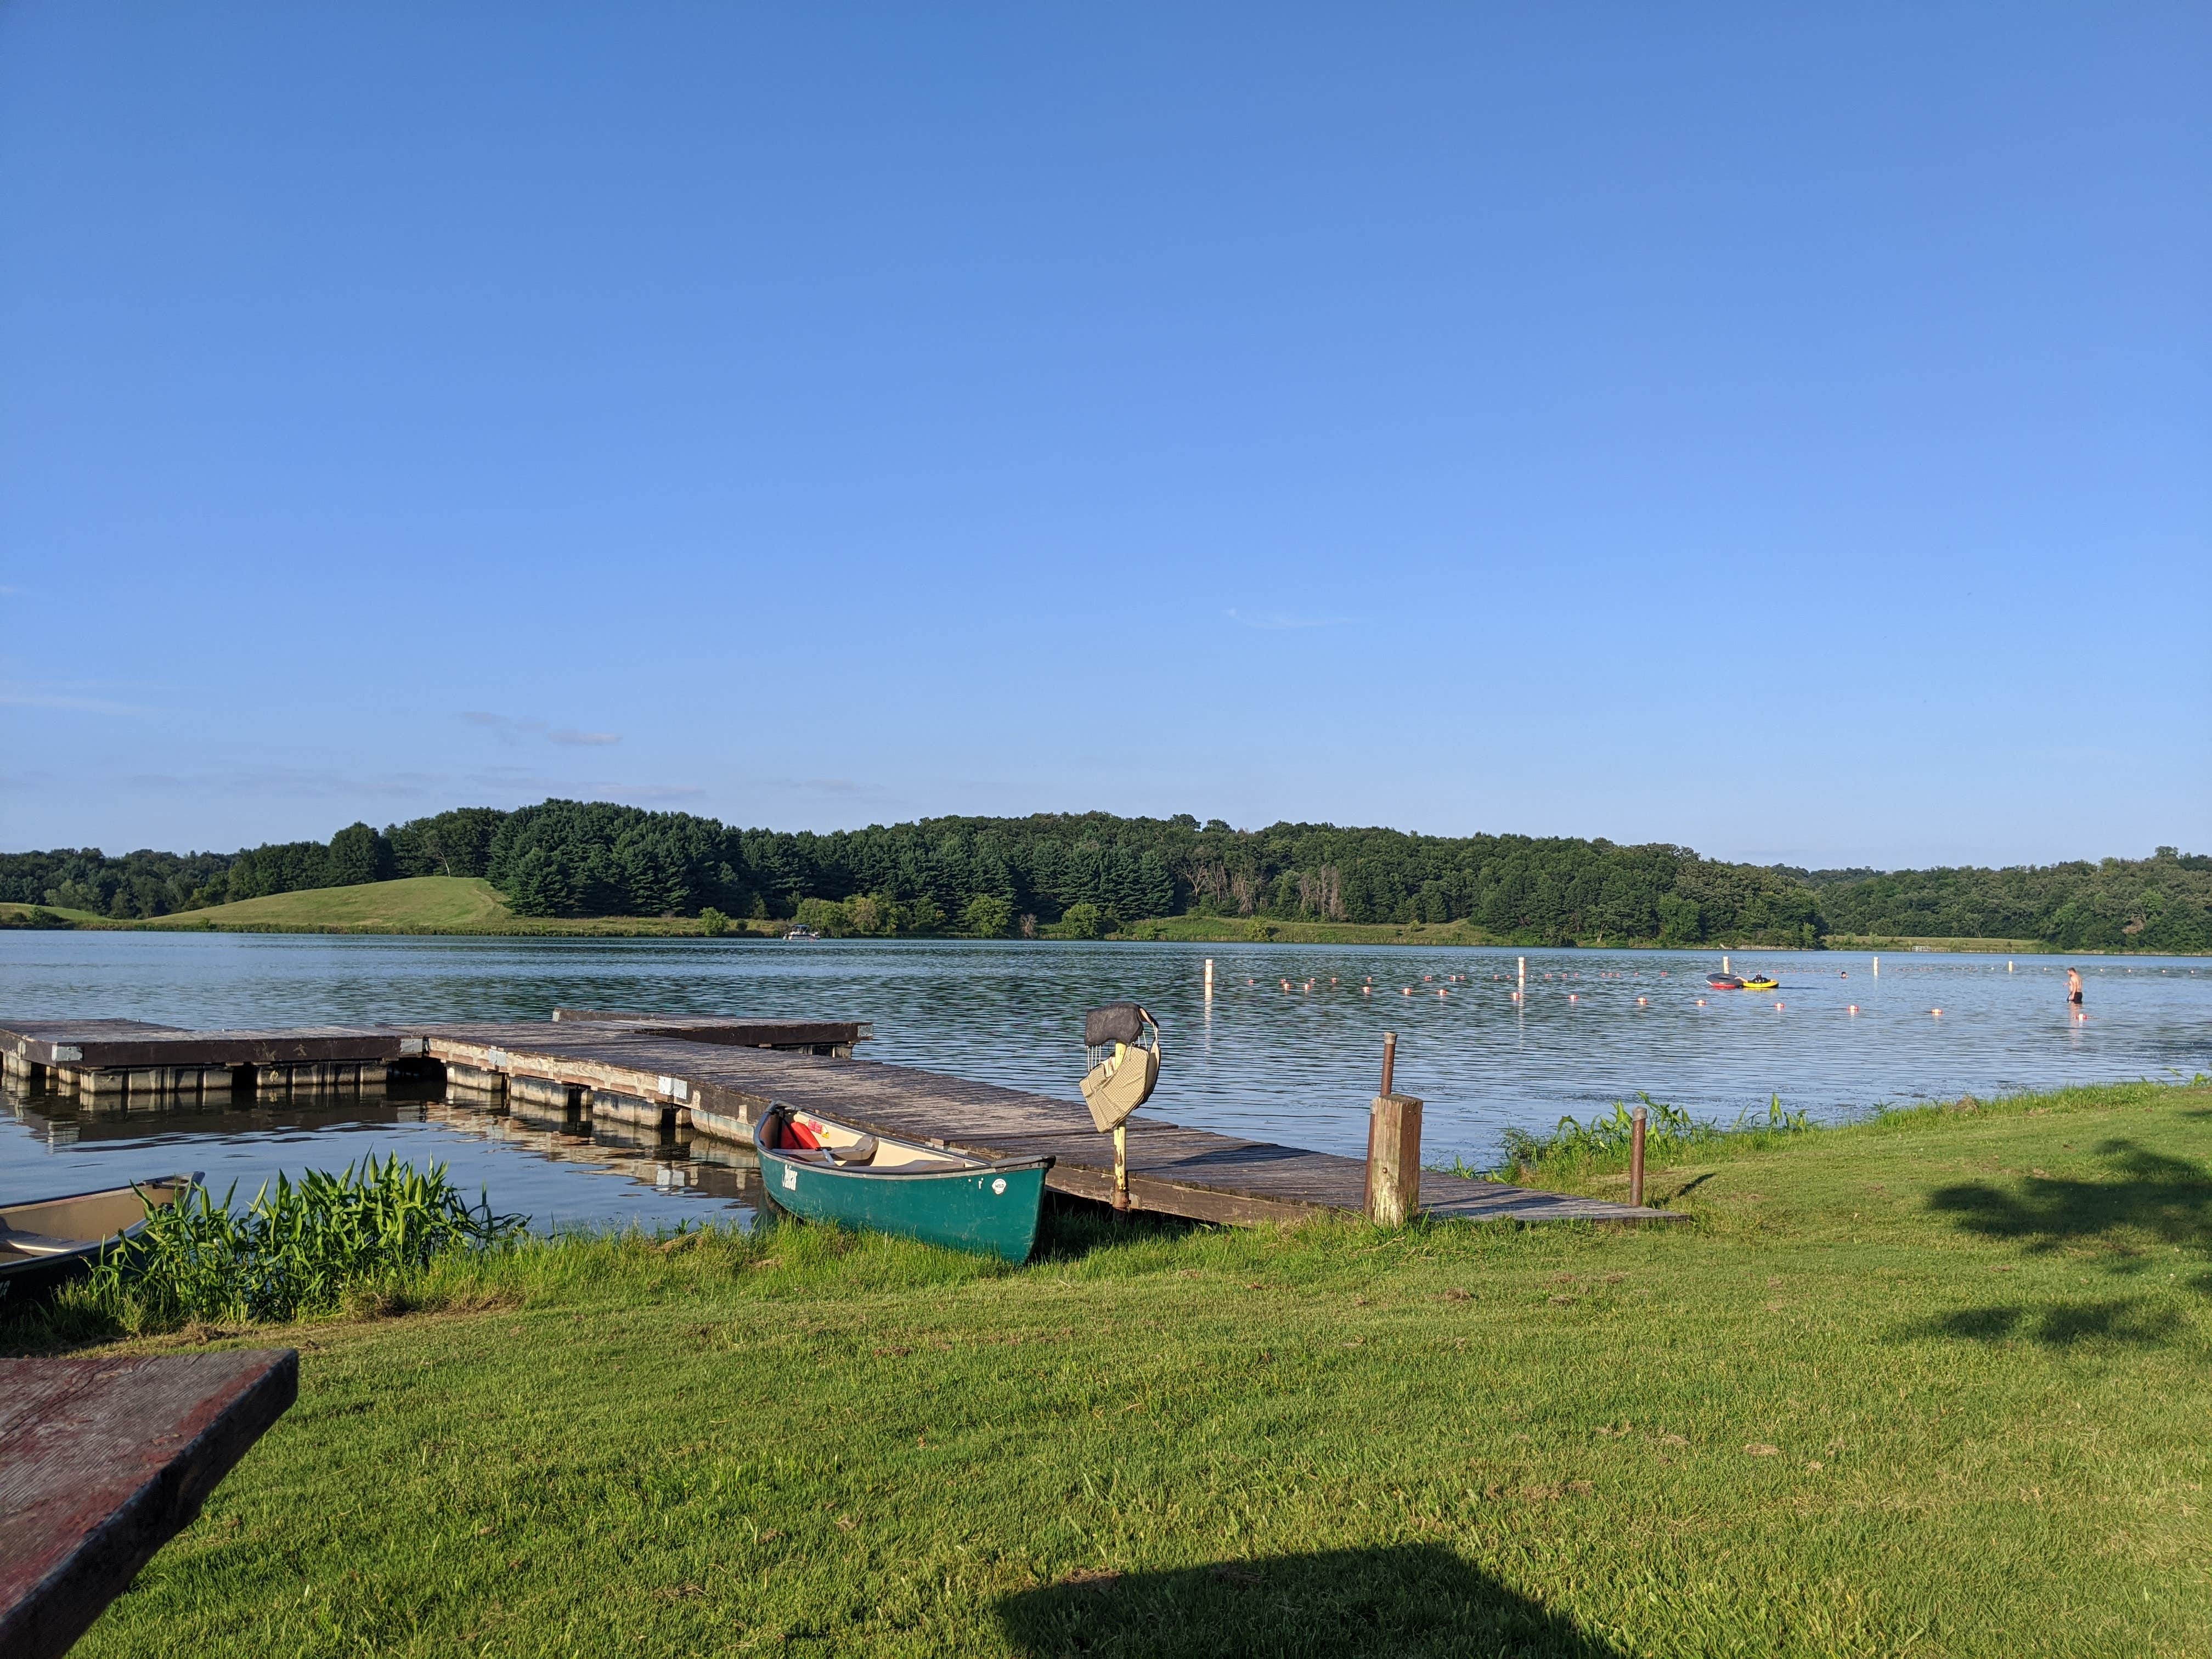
[[1, 684, 157, 716], [761, 777, 895, 800], [464, 712, 622, 748], [1223, 608, 1357, 631]]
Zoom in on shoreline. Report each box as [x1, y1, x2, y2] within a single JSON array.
[[2, 907, 2200, 956]]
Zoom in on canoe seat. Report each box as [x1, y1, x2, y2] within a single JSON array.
[[822, 1136, 879, 1166]]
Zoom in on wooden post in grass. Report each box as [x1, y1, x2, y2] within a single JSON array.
[[1368, 1031, 1419, 1227], [1629, 1102, 1647, 1208]]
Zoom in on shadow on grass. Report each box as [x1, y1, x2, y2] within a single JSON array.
[[1030, 1191, 1206, 1263], [1927, 1139, 2212, 1265], [0, 1285, 125, 1357], [995, 1543, 1621, 1659], [1906, 1297, 2184, 1350]]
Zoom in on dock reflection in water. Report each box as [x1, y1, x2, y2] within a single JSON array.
[[1, 1077, 761, 1233]]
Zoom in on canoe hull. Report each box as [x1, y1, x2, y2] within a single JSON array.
[[759, 1149, 1051, 1263], [0, 1175, 196, 1295]]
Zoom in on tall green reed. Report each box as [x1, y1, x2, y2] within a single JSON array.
[[1483, 1092, 1814, 1177], [85, 1155, 527, 1328]]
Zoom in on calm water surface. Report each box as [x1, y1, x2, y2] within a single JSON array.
[[4, 933, 2207, 1230]]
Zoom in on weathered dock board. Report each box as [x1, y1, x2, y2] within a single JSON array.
[[1, 1020, 413, 1101], [549, 1009, 871, 1053], [4, 1013, 1673, 1227], [411, 1020, 1668, 1226], [0, 1350, 298, 1659]]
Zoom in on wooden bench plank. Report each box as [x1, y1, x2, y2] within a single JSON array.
[[0, 1350, 298, 1659]]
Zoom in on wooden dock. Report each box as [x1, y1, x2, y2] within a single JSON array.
[[3, 1012, 1671, 1228]]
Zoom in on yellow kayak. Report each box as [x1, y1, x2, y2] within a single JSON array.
[[1740, 977, 1779, 991]]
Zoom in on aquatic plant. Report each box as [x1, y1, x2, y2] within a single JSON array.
[[84, 1155, 527, 1328], [1489, 1091, 1812, 1177]]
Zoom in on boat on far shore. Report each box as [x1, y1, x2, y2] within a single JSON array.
[[782, 925, 821, 941]]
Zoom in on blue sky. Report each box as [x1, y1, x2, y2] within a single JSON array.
[[3, 4, 2205, 868]]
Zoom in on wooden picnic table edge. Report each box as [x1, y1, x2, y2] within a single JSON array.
[[0, 1348, 299, 1659]]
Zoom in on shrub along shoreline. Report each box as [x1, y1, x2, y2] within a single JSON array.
[[11, 1075, 2212, 1655]]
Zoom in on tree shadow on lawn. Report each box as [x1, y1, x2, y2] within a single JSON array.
[[1908, 1297, 2184, 1350], [995, 1543, 1623, 1659], [1927, 1138, 2212, 1268], [1910, 1138, 2212, 1350]]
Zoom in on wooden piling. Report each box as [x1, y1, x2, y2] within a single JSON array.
[[1629, 1102, 1647, 1209], [1379, 1031, 1397, 1098], [1365, 1093, 1423, 1227]]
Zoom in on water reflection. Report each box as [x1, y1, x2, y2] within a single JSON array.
[[1, 1072, 761, 1232]]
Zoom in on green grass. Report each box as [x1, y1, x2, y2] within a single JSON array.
[[18, 1077, 2212, 1655], [0, 898, 104, 926], [112, 877, 783, 937]]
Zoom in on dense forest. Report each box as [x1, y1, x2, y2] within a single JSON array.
[[3, 802, 2207, 951]]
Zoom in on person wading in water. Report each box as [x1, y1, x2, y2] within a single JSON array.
[[2067, 967, 2084, 1006]]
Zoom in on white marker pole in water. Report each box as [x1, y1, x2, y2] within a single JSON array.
[[1723, 955, 1731, 976], [1872, 955, 1880, 977], [2008, 960, 2014, 973], [1517, 956, 1527, 998], [1204, 958, 1214, 997]]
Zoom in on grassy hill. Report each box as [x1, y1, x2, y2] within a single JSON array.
[[128, 876, 517, 932], [0, 899, 105, 927], [111, 876, 777, 936]]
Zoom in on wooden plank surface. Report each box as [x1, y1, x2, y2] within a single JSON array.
[[449, 1031, 1669, 1225], [0, 1022, 407, 1068], [547, 1010, 870, 1047], [0, 1350, 298, 1659]]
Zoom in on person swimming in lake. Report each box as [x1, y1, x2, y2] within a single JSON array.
[[2067, 967, 2084, 1005]]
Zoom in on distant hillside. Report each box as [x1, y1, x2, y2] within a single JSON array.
[[3, 804, 2205, 951], [129, 876, 517, 933]]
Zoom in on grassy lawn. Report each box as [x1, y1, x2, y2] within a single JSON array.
[[25, 1078, 2212, 1656]]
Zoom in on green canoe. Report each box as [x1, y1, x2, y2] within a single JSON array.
[[755, 1105, 1052, 1264]]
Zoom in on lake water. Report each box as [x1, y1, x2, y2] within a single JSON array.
[[4, 933, 2208, 1232]]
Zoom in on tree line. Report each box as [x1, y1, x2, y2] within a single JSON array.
[[4, 803, 2207, 951]]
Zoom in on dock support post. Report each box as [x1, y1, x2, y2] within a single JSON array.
[[1112, 1124, 1130, 1214], [1367, 1093, 1423, 1228], [1629, 1102, 1647, 1208]]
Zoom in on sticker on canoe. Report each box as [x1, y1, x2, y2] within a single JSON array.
[[991, 1177, 1007, 1195], [782, 1166, 798, 1191]]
